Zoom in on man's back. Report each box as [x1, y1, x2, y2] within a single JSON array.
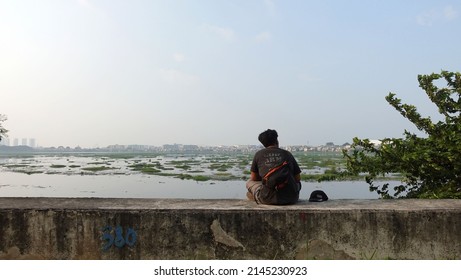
[[251, 147, 301, 179], [249, 147, 301, 205]]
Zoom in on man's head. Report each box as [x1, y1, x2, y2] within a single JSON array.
[[258, 129, 279, 148]]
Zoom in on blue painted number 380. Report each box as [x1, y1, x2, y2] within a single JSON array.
[[102, 226, 137, 251]]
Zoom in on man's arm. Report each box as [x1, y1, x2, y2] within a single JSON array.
[[250, 171, 262, 181]]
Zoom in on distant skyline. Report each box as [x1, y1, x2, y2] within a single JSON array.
[[0, 135, 349, 148], [1, 1, 460, 147]]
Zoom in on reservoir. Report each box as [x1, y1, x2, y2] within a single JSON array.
[[0, 172, 379, 199], [0, 154, 381, 199]]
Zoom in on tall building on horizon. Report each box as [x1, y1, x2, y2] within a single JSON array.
[[29, 138, 36, 148], [6, 137, 38, 147]]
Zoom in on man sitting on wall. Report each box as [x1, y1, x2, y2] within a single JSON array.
[[246, 129, 302, 205]]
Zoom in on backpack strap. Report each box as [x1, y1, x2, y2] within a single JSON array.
[[263, 161, 289, 183]]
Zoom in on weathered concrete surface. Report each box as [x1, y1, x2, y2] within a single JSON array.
[[0, 197, 460, 260]]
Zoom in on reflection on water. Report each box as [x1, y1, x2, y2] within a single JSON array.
[[0, 171, 380, 199]]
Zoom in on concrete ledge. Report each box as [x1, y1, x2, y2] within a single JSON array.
[[0, 198, 460, 260]]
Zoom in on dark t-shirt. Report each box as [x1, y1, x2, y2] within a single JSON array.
[[251, 147, 301, 179]]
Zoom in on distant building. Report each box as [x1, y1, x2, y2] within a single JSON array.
[[21, 138, 27, 146], [13, 138, 19, 146], [29, 138, 36, 148]]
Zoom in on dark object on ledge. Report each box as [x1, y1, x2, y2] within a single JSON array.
[[309, 190, 328, 202]]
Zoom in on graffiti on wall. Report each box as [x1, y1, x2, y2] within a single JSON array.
[[102, 225, 137, 251]]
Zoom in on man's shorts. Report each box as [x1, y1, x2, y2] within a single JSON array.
[[246, 180, 263, 203]]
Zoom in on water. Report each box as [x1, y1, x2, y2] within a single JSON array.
[[0, 171, 380, 199], [0, 154, 383, 199]]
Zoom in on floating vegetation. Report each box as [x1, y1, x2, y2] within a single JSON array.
[[175, 164, 191, 170], [159, 167, 174, 171], [191, 175, 211, 181], [87, 161, 111, 165], [0, 151, 384, 182], [209, 163, 234, 171], [140, 167, 161, 174], [166, 159, 201, 166], [15, 170, 44, 175], [5, 164, 29, 168], [175, 174, 211, 181], [81, 166, 118, 172], [238, 159, 250, 167], [214, 172, 232, 177], [50, 164, 66, 168], [128, 163, 162, 174]]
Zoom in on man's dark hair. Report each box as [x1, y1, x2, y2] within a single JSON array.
[[258, 129, 278, 147]]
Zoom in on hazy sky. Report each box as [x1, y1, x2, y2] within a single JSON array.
[[1, 0, 460, 148]]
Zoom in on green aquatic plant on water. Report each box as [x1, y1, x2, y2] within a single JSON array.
[[50, 164, 66, 168], [175, 164, 192, 170], [5, 164, 30, 168], [81, 166, 119, 172], [128, 162, 164, 174], [176, 174, 211, 181]]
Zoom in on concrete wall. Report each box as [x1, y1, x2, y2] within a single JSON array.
[[0, 197, 460, 260]]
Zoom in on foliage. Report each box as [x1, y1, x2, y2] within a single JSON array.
[[0, 114, 7, 141], [344, 71, 461, 198]]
